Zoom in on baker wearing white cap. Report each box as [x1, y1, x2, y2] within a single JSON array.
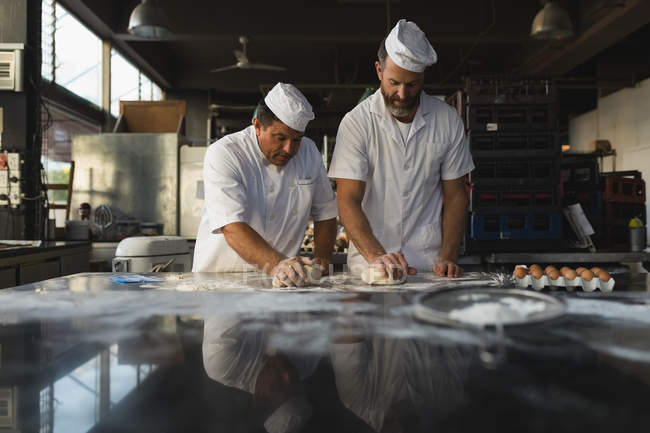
[[329, 19, 474, 279], [193, 83, 338, 287]]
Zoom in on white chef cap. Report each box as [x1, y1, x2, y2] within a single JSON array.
[[263, 395, 313, 433], [385, 19, 438, 72], [264, 83, 314, 132]]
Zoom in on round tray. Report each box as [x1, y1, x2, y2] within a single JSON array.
[[414, 287, 566, 328]]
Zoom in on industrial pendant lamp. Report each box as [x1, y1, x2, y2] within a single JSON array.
[[530, 1, 574, 40], [128, 0, 172, 38]]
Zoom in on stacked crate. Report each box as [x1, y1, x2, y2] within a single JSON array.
[[600, 171, 646, 250], [562, 154, 603, 243], [461, 77, 563, 251]]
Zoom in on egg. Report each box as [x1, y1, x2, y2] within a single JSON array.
[[576, 267, 587, 274], [591, 267, 602, 276], [560, 266, 573, 276], [563, 269, 577, 280], [529, 264, 542, 272], [530, 268, 544, 279], [513, 267, 528, 279], [598, 271, 611, 282], [547, 269, 560, 280], [544, 265, 557, 274], [580, 270, 594, 281]]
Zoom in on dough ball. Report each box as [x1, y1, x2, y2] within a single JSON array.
[[361, 267, 406, 285], [304, 265, 322, 283], [272, 264, 322, 288]]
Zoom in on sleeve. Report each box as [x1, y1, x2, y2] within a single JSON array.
[[309, 146, 338, 222], [440, 111, 475, 180], [202, 143, 249, 234], [327, 112, 369, 182]]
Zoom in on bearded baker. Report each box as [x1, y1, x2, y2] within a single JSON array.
[[193, 83, 338, 287], [328, 19, 474, 279]]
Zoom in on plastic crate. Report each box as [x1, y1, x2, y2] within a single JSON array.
[[470, 158, 561, 186], [597, 225, 631, 252], [602, 174, 645, 204], [467, 104, 556, 132], [470, 212, 563, 240], [465, 76, 556, 105], [470, 132, 558, 157], [470, 184, 561, 212], [604, 202, 646, 226], [562, 157, 600, 191]]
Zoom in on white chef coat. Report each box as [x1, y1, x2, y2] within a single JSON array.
[[330, 295, 470, 431], [202, 315, 320, 394], [193, 125, 338, 272], [328, 90, 474, 274]]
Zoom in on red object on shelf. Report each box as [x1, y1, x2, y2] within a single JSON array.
[[603, 175, 645, 204]]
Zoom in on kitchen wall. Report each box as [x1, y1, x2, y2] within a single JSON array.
[[569, 77, 650, 244]]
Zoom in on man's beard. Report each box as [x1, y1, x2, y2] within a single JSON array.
[[380, 86, 419, 118]]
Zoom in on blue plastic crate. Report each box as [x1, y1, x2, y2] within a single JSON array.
[[470, 212, 563, 240]]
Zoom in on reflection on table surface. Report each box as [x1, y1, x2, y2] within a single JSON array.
[[0, 272, 649, 432]]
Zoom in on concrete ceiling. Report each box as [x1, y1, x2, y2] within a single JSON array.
[[57, 0, 650, 110]]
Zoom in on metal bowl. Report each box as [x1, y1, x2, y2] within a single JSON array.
[[414, 287, 566, 328]]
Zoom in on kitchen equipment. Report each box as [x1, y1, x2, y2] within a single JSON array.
[[112, 236, 191, 272]]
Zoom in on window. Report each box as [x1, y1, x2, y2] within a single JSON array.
[[41, 1, 164, 116], [110, 50, 163, 116], [41, 1, 102, 107]]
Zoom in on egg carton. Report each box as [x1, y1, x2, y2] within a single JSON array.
[[513, 265, 614, 293]]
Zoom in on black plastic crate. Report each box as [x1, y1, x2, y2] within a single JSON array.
[[604, 202, 646, 226], [471, 184, 562, 212], [470, 132, 558, 157], [470, 158, 561, 186], [562, 156, 600, 191], [467, 104, 556, 132], [465, 76, 556, 105]]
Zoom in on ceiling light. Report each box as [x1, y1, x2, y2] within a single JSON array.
[[530, 1, 574, 40], [128, 0, 172, 38]]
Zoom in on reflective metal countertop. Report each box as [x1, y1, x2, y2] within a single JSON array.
[[1, 272, 650, 433]]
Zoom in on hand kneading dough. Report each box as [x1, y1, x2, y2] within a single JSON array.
[[361, 267, 407, 285], [272, 264, 322, 288]]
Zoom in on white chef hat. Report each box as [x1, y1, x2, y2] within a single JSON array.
[[385, 19, 438, 72], [263, 395, 313, 433], [264, 83, 314, 132]]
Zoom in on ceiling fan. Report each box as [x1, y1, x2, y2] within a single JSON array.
[[210, 36, 287, 73]]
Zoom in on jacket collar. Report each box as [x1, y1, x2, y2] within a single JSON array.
[[368, 89, 432, 145]]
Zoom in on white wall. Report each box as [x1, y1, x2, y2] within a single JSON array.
[[569, 77, 650, 245]]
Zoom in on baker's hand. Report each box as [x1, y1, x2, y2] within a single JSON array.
[[271, 256, 312, 287], [369, 252, 417, 280], [311, 257, 330, 275], [434, 259, 463, 278]]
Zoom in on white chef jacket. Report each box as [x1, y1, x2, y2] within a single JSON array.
[[193, 125, 338, 272], [328, 90, 474, 274], [202, 315, 320, 394], [330, 295, 470, 431]]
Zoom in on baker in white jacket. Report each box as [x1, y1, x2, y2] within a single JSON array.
[[328, 19, 474, 278], [193, 83, 338, 287]]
